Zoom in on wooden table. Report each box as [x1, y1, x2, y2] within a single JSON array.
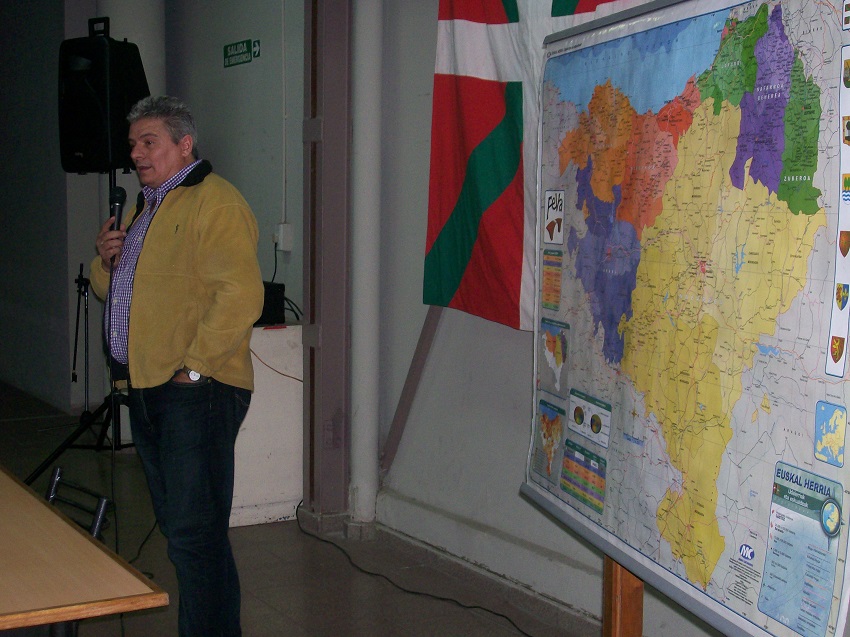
[[0, 467, 168, 629]]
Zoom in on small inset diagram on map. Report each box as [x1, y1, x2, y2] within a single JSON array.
[[560, 438, 606, 515], [568, 388, 611, 449], [531, 399, 566, 484], [541, 250, 563, 311], [758, 462, 842, 637], [538, 318, 569, 395], [543, 190, 565, 244], [844, 4, 850, 31], [815, 401, 847, 467]]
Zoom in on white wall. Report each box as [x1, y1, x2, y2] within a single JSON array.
[[374, 4, 723, 636], [165, 0, 304, 309]]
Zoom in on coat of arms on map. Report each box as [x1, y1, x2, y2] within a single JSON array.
[[831, 336, 845, 364], [837, 284, 849, 311], [840, 230, 850, 257]]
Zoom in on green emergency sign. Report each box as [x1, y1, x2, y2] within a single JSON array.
[[224, 39, 260, 68]]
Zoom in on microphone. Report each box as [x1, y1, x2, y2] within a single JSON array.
[[110, 186, 127, 230]]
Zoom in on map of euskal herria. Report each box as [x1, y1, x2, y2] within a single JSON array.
[[528, 1, 850, 636]]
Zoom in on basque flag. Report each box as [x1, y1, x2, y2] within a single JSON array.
[[423, 0, 622, 330]]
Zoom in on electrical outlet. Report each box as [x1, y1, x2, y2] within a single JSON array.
[[274, 222, 294, 252]]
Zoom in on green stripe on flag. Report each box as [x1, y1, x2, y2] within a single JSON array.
[[423, 81, 523, 306], [502, 0, 520, 22], [552, 0, 581, 16]]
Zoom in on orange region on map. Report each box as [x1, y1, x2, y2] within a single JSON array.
[[656, 78, 701, 145], [559, 79, 701, 239], [559, 80, 636, 204]]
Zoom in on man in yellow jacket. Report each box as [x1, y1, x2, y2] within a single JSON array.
[[91, 95, 263, 637]]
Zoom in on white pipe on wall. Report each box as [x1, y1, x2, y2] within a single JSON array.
[[349, 0, 383, 524]]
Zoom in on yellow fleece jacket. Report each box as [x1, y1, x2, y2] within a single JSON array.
[[91, 170, 264, 390]]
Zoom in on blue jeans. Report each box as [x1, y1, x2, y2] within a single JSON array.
[[128, 378, 250, 637]]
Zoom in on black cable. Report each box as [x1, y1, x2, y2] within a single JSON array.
[[128, 518, 159, 580], [293, 501, 535, 637], [284, 296, 302, 321], [271, 240, 278, 283]]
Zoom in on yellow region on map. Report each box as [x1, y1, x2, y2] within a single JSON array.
[[619, 97, 825, 588]]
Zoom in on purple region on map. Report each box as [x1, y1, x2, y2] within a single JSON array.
[[729, 5, 792, 193], [567, 158, 640, 364]]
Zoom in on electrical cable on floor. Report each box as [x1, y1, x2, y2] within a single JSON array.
[[128, 518, 159, 575], [293, 501, 535, 637]]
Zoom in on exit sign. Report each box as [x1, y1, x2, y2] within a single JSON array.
[[223, 39, 260, 68]]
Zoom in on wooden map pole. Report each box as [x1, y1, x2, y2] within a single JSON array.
[[603, 556, 644, 637]]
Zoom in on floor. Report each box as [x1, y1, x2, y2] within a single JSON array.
[[0, 381, 601, 637]]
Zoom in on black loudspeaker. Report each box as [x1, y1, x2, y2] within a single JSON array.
[[59, 17, 150, 174]]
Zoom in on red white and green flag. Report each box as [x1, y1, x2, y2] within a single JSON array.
[[424, 0, 623, 330]]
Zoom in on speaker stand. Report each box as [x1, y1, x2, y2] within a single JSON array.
[[25, 252, 132, 486]]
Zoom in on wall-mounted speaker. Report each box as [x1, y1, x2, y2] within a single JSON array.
[[59, 17, 150, 174]]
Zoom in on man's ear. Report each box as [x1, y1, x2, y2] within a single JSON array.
[[180, 134, 194, 157]]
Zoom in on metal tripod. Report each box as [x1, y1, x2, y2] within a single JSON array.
[[25, 263, 131, 486]]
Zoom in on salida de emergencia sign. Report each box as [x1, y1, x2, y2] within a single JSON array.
[[223, 39, 260, 68]]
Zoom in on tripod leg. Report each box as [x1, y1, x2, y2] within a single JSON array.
[[94, 391, 128, 450], [24, 399, 110, 485], [95, 401, 112, 450]]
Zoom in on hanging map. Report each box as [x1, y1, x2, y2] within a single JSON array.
[[523, 0, 850, 635]]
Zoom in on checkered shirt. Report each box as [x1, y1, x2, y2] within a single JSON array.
[[106, 160, 202, 364]]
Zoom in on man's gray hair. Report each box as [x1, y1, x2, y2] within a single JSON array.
[[128, 96, 199, 158]]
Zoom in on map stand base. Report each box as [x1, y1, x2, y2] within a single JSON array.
[[603, 556, 643, 637]]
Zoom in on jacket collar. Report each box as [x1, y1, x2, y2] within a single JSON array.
[[132, 160, 213, 221]]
